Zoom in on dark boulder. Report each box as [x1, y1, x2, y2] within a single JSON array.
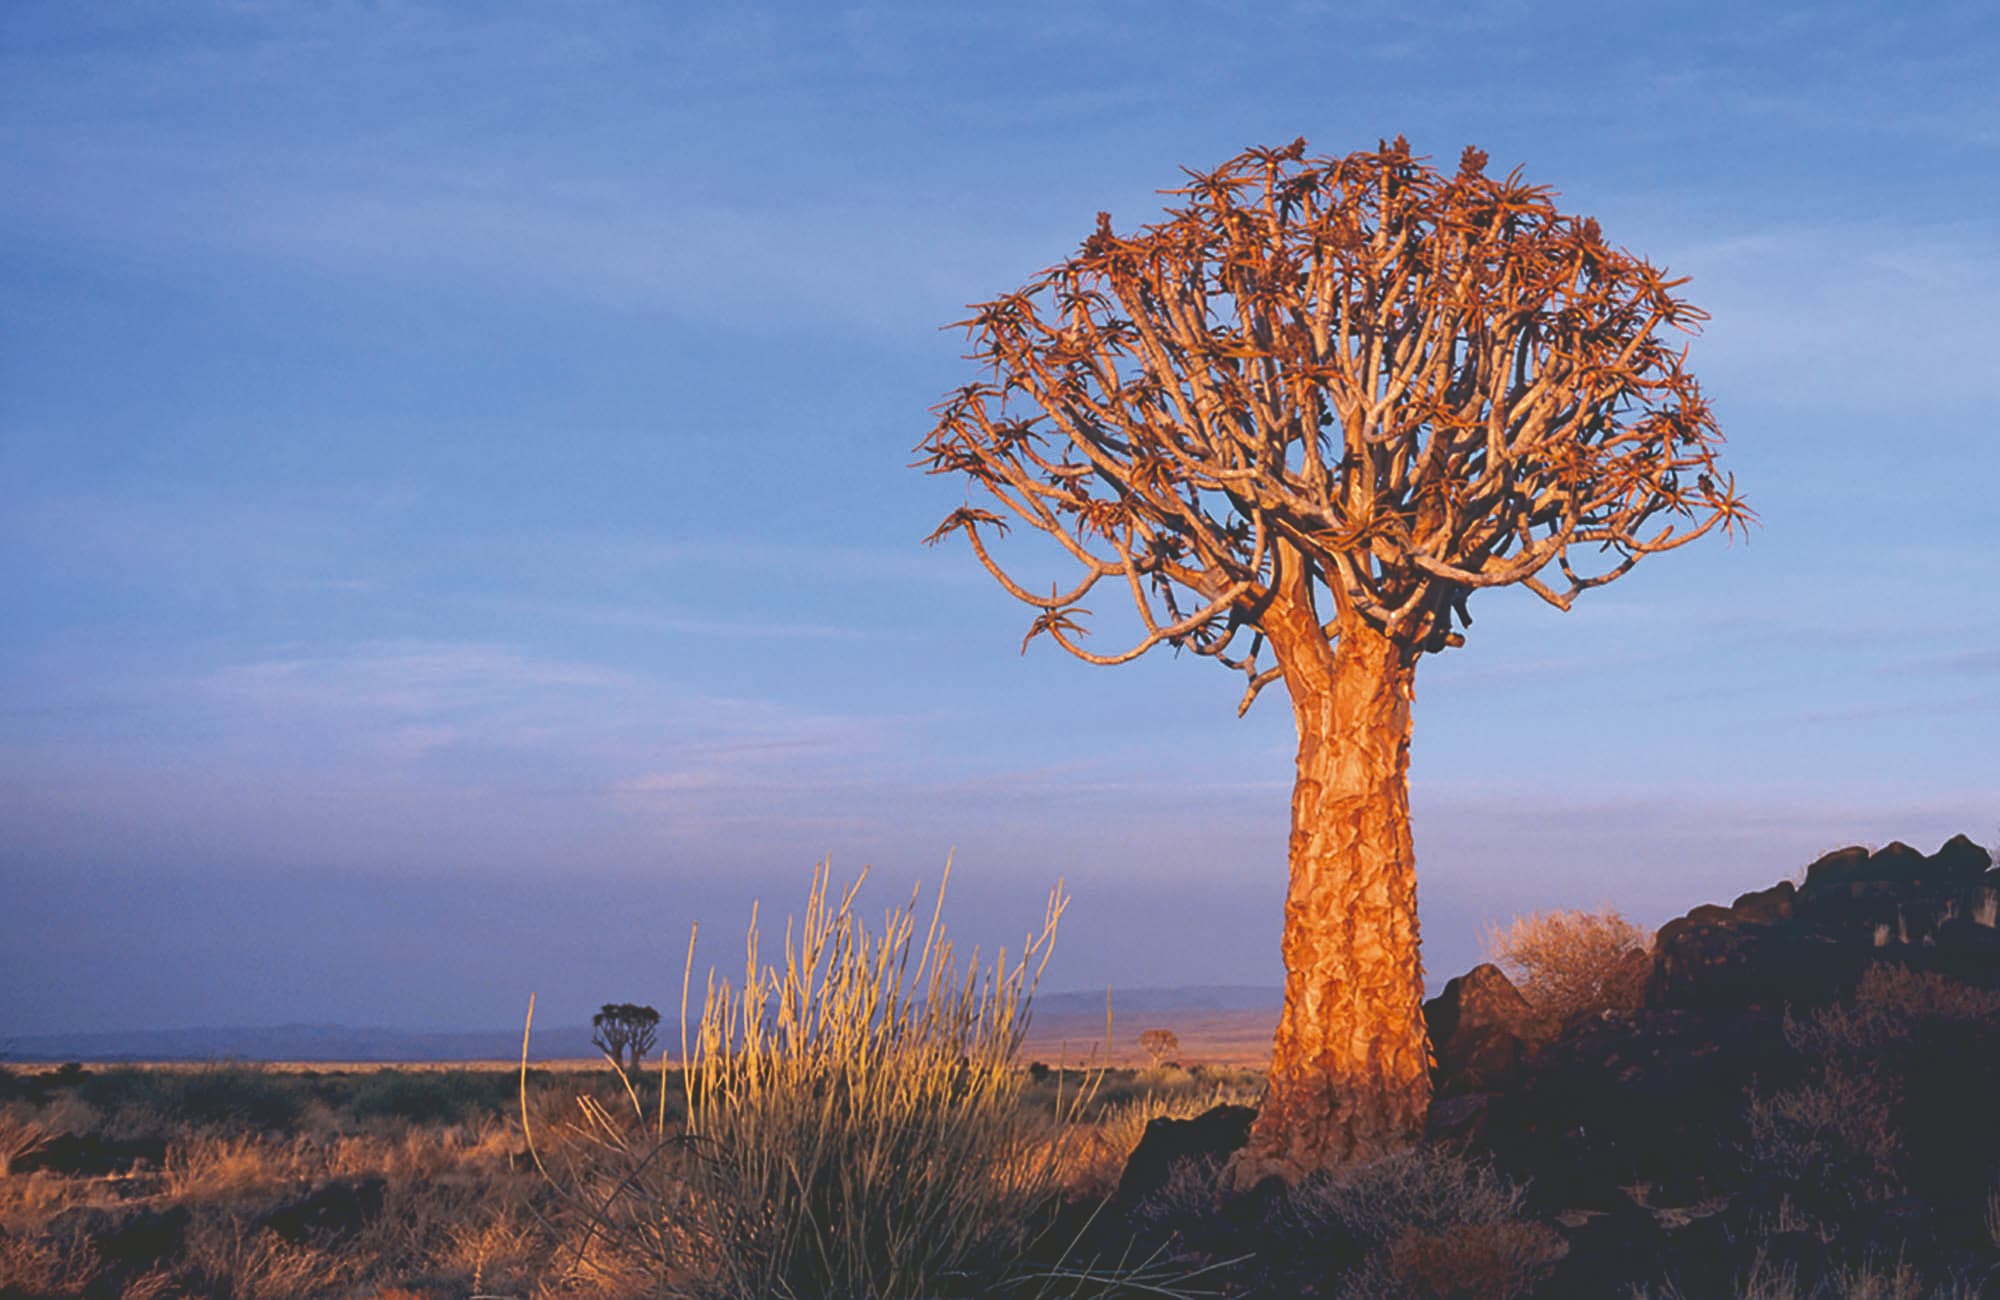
[[1729, 881, 1796, 925], [1112, 1104, 1255, 1215], [1650, 906, 1859, 1015], [47, 1203, 190, 1273], [1424, 962, 1544, 1096], [13, 1131, 169, 1177], [1794, 838, 1994, 938], [260, 1175, 387, 1243]]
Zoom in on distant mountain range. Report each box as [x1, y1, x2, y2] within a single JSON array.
[[0, 986, 1284, 1065], [0, 1022, 599, 1064]]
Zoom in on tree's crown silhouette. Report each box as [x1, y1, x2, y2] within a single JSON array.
[[920, 137, 1749, 711]]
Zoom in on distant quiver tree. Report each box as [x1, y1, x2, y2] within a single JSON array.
[[1138, 1028, 1180, 1067], [592, 1002, 661, 1074], [918, 137, 1748, 1181]]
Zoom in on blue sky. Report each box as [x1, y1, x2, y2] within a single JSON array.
[[3, 1, 1995, 1038]]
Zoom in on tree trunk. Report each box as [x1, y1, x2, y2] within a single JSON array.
[[1232, 601, 1429, 1184]]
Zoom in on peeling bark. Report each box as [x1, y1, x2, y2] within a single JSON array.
[[1231, 598, 1429, 1184]]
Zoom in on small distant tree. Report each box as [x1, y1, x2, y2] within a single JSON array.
[[592, 1002, 661, 1074], [919, 137, 1748, 1180], [1138, 1028, 1181, 1067]]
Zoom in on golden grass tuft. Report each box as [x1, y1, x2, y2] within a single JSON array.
[[526, 860, 1218, 1299]]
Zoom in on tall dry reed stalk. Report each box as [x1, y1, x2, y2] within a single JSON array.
[[523, 861, 1211, 1299], [678, 859, 1076, 1298]]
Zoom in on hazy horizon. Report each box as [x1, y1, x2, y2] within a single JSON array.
[[4, 2, 1996, 1039]]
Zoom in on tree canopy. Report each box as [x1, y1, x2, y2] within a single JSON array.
[[921, 137, 1748, 710]]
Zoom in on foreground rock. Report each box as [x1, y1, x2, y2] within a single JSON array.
[[1112, 1104, 1256, 1215], [1423, 962, 1546, 1098]]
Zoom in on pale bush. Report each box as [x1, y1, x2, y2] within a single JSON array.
[[1485, 906, 1651, 1030]]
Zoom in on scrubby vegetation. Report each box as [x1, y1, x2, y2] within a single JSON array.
[[6, 839, 1998, 1297], [0, 1055, 1261, 1298], [0, 1061, 586, 1297]]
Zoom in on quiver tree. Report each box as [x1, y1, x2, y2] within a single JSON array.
[[1139, 1028, 1181, 1067], [918, 137, 1747, 1181], [592, 1002, 661, 1074]]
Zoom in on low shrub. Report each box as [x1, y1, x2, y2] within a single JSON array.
[[1383, 1219, 1566, 1299], [73, 1063, 309, 1133], [1744, 964, 2000, 1215], [1269, 1145, 1548, 1297], [1485, 906, 1651, 1031], [1741, 1070, 1900, 1213], [348, 1069, 518, 1126]]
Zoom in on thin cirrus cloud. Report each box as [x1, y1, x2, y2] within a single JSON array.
[[190, 640, 894, 773], [1663, 223, 2000, 416]]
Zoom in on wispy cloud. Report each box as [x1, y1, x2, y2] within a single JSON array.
[[1896, 648, 2000, 678], [203, 641, 634, 714], [1662, 222, 2000, 416]]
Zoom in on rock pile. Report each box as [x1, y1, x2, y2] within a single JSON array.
[[1116, 834, 2000, 1296], [1649, 834, 1999, 1014]]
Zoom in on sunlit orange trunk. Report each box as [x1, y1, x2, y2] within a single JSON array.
[[1233, 594, 1429, 1184]]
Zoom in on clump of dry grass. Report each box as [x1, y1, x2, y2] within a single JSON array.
[[680, 862, 1075, 1299], [0, 1107, 50, 1177], [1485, 905, 1652, 1031], [529, 861, 1212, 1299]]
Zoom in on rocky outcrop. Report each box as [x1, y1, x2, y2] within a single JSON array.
[[1649, 836, 1999, 1014], [1424, 963, 1545, 1096], [1103, 834, 2000, 1296]]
